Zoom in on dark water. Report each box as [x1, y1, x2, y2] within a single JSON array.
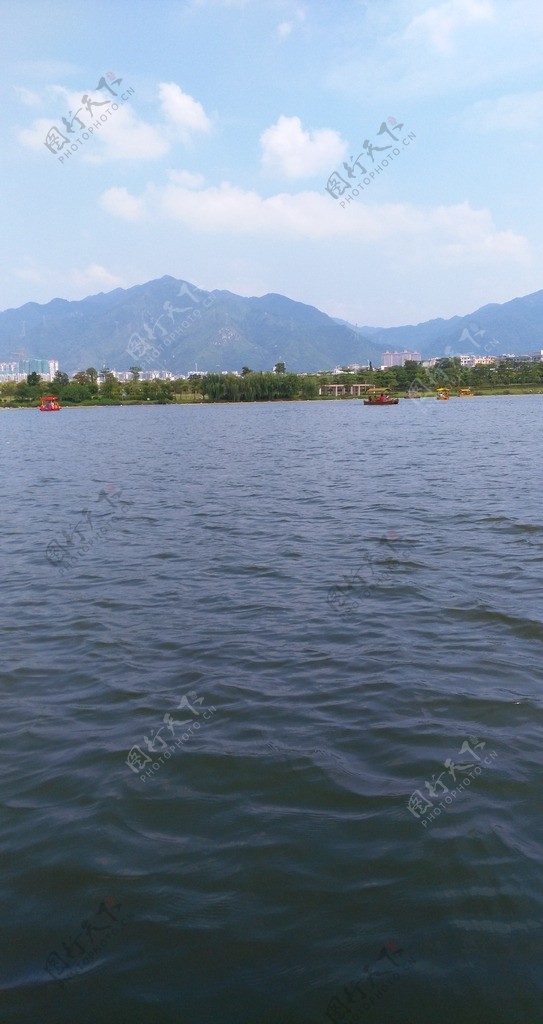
[[1, 396, 542, 1024]]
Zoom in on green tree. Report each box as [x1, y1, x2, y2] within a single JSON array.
[[0, 380, 17, 402], [171, 377, 192, 400], [129, 366, 142, 381], [124, 377, 143, 401], [144, 379, 173, 403], [401, 360, 422, 388], [62, 382, 91, 403], [100, 372, 122, 401], [15, 381, 31, 402], [274, 362, 286, 374], [241, 366, 252, 376], [299, 376, 319, 399], [189, 377, 203, 400], [52, 370, 70, 391]]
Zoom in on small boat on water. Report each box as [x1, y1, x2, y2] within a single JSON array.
[[39, 395, 61, 412], [436, 388, 450, 400], [457, 387, 474, 397], [364, 392, 399, 406]]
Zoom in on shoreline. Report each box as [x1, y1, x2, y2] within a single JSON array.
[[2, 389, 542, 410]]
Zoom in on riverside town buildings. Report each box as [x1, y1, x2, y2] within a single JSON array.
[[0, 359, 58, 382]]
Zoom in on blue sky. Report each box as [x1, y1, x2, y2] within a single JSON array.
[[3, 0, 543, 328]]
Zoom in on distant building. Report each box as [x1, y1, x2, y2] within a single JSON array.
[[500, 353, 537, 363], [381, 350, 421, 368], [0, 361, 20, 381], [18, 358, 58, 378], [0, 358, 58, 382], [77, 368, 180, 382], [472, 355, 497, 366]]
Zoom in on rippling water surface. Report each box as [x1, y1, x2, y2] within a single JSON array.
[[1, 397, 542, 1024]]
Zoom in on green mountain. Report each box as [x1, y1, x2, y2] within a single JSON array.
[[0, 276, 380, 374], [3, 277, 543, 374]]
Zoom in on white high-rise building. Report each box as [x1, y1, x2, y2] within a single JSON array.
[[381, 350, 421, 368]]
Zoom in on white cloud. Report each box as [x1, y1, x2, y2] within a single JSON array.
[[406, 0, 494, 54], [158, 82, 213, 142], [102, 175, 529, 270], [88, 105, 169, 162], [167, 169, 206, 188], [461, 90, 543, 131], [69, 264, 124, 293], [49, 83, 77, 105], [103, 177, 359, 236], [429, 202, 529, 263], [260, 115, 347, 178], [18, 79, 213, 162], [13, 263, 47, 284], [277, 5, 306, 39], [14, 87, 43, 108], [100, 187, 145, 220], [18, 118, 57, 152], [277, 20, 294, 38], [326, 0, 505, 102], [12, 262, 124, 299], [18, 101, 169, 162]]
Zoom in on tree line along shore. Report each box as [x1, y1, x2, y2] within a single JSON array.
[[2, 359, 543, 407]]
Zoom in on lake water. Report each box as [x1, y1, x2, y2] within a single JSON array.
[[1, 396, 542, 1024]]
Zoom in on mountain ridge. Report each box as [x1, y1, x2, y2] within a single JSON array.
[[1, 277, 542, 374]]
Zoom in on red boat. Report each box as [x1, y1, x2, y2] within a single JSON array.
[[364, 399, 398, 405], [364, 395, 399, 405], [39, 395, 61, 411]]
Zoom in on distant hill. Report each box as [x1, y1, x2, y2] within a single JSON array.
[[337, 290, 543, 358], [2, 277, 543, 374], [0, 277, 381, 374]]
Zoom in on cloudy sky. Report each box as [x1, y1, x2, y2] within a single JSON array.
[[3, 0, 543, 328]]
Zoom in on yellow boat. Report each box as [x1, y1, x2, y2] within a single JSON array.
[[436, 388, 450, 400], [457, 387, 474, 397]]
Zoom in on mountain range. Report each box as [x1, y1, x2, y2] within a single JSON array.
[[1, 275, 542, 374]]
